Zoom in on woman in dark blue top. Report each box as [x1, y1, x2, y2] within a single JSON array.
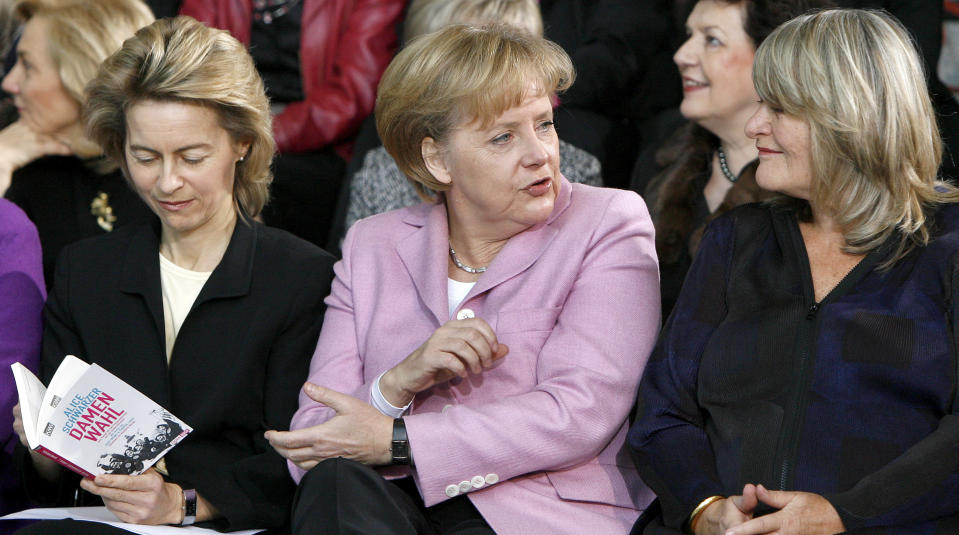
[[629, 9, 959, 535]]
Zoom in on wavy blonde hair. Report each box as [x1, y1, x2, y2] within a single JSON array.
[[404, 0, 542, 41], [84, 16, 274, 217], [754, 8, 959, 265], [14, 0, 154, 158], [376, 23, 573, 200]]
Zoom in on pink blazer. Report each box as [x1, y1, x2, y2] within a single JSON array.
[[290, 177, 660, 534]]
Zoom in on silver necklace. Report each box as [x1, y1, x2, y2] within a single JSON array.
[[717, 145, 739, 183], [449, 242, 487, 274]]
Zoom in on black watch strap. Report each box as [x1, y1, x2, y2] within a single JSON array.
[[391, 418, 413, 467]]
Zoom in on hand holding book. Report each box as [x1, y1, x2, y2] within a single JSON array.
[[79, 468, 184, 525], [12, 402, 62, 481]]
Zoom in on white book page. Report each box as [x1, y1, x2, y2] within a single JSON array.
[[39, 355, 90, 427], [10, 362, 45, 448], [1, 507, 264, 534]]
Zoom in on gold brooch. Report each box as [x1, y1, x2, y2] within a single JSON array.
[[90, 191, 117, 232]]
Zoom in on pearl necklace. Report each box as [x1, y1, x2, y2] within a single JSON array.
[[449, 242, 487, 274], [717, 145, 739, 183]]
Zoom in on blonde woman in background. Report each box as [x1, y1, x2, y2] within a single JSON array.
[[0, 0, 155, 287]]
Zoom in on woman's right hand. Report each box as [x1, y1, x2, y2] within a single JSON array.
[[13, 403, 63, 480], [379, 317, 509, 407], [0, 120, 71, 195], [694, 485, 759, 535], [12, 403, 29, 448]]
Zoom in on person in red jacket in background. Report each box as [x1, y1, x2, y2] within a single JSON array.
[[180, 0, 406, 246]]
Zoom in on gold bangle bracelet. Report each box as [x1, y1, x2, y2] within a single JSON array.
[[686, 495, 725, 535]]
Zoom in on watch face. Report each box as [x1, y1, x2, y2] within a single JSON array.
[[185, 489, 198, 515], [391, 441, 410, 464]]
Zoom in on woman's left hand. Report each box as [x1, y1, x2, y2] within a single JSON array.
[[266, 382, 394, 470], [80, 468, 183, 525], [725, 484, 844, 535]]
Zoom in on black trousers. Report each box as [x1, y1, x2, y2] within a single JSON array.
[[292, 458, 494, 535]]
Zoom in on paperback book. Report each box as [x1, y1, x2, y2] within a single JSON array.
[[11, 355, 191, 478]]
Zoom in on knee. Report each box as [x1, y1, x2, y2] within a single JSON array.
[[299, 457, 368, 491], [294, 457, 374, 512]]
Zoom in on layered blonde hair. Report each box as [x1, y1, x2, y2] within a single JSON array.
[[376, 23, 573, 200], [404, 0, 542, 41], [84, 16, 274, 217], [754, 8, 958, 265], [14, 0, 154, 157]]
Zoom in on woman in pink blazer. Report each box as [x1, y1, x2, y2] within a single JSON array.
[[267, 24, 661, 535]]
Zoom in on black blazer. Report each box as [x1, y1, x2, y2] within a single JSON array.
[[20, 217, 334, 532], [4, 156, 154, 290]]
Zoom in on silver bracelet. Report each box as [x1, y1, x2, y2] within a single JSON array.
[[181, 488, 197, 525]]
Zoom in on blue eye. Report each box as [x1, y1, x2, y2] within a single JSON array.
[[491, 133, 512, 145], [705, 35, 722, 47], [538, 121, 555, 132]]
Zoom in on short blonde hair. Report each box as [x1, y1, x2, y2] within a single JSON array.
[[14, 0, 154, 157], [84, 16, 274, 217], [376, 23, 573, 200], [754, 9, 958, 265], [404, 0, 543, 40]]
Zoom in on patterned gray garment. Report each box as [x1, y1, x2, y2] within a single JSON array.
[[345, 139, 602, 231]]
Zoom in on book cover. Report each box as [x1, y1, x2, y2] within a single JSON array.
[[12, 356, 192, 478]]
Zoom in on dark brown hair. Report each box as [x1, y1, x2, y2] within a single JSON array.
[[650, 0, 833, 264]]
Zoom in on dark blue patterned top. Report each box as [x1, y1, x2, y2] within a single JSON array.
[[629, 202, 959, 533]]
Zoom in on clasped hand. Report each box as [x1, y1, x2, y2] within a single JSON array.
[[697, 484, 844, 535], [80, 468, 183, 525]]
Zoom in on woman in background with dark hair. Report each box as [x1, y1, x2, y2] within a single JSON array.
[[630, 0, 829, 319]]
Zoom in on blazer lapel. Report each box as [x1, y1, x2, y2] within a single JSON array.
[[468, 175, 573, 299], [191, 217, 255, 310], [119, 219, 165, 342], [397, 203, 450, 325]]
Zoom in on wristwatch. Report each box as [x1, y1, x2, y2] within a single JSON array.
[[181, 488, 197, 526], [391, 418, 414, 467]]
